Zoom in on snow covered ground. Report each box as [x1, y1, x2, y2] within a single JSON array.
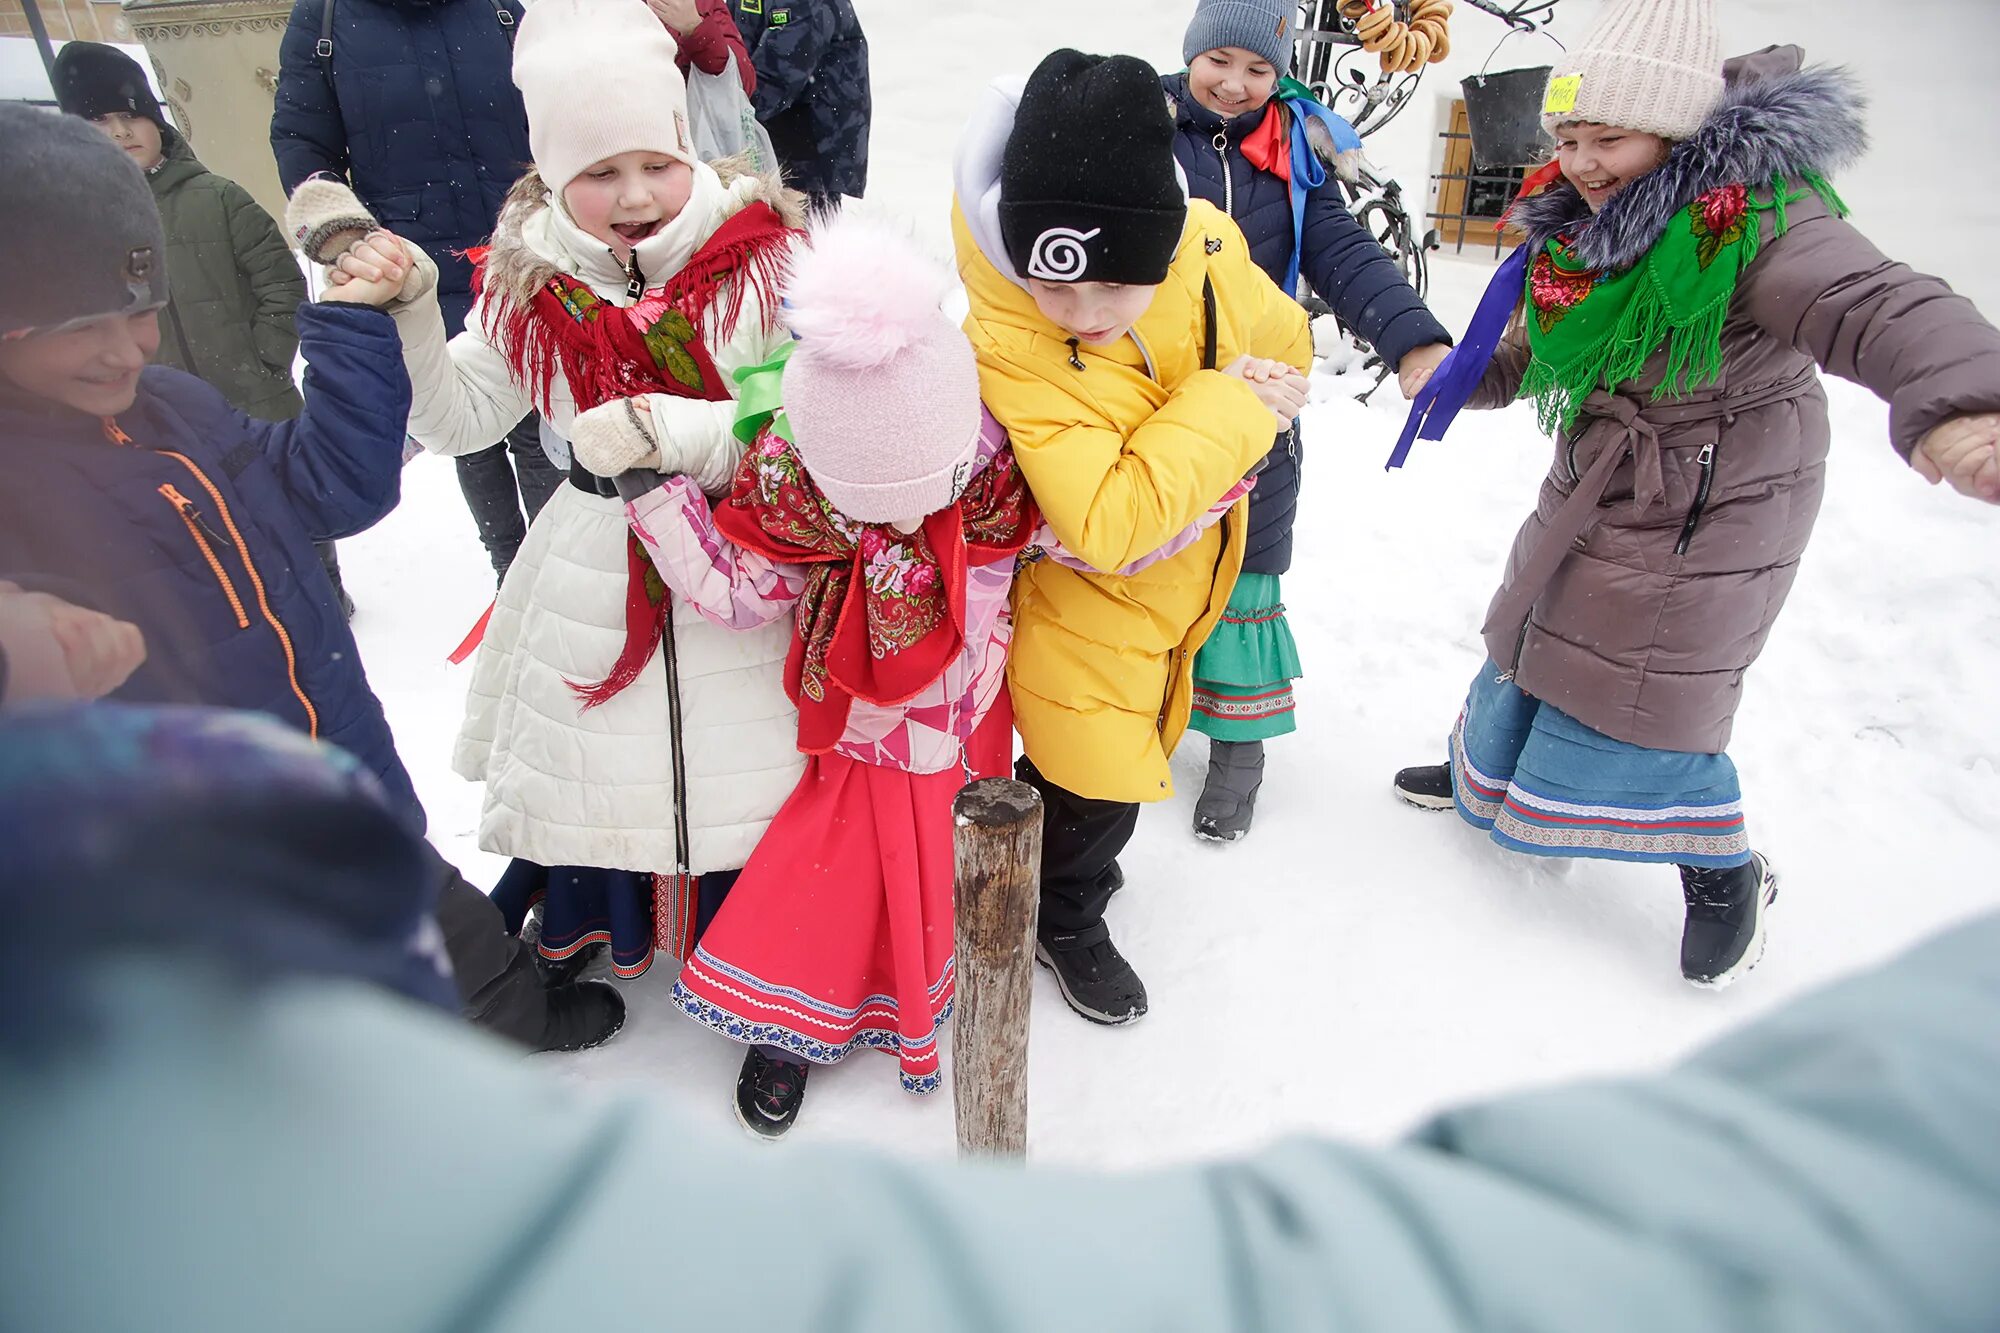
[[341, 0, 2000, 1168]]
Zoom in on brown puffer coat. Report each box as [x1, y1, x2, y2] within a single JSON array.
[[1470, 49, 2000, 755]]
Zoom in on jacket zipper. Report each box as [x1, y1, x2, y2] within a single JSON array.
[[159, 483, 251, 629], [624, 249, 645, 301], [1497, 618, 1530, 683], [106, 418, 323, 739], [1675, 442, 1717, 555], [1163, 510, 1236, 731], [1212, 130, 1234, 217]]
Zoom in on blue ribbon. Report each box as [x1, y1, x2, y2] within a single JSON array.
[[1277, 91, 1363, 298], [1385, 245, 1530, 470]]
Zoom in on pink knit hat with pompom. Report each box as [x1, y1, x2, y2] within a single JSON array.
[[780, 219, 983, 525]]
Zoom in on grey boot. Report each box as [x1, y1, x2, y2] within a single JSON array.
[[1193, 739, 1265, 842]]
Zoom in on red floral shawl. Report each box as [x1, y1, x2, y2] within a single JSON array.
[[713, 429, 1036, 754]]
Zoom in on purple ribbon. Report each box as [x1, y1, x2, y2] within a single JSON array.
[[1385, 245, 1530, 470]]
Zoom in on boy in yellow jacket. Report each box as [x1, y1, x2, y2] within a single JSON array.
[[952, 49, 1311, 1024]]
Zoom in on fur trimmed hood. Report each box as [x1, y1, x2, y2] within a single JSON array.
[[1511, 47, 1868, 272], [477, 153, 807, 313]]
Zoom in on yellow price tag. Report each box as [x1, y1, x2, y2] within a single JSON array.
[[1543, 75, 1582, 117]]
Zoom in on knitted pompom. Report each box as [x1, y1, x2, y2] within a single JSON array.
[[781, 217, 956, 373]]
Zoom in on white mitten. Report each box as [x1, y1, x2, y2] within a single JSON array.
[[569, 397, 668, 478], [284, 175, 436, 305]]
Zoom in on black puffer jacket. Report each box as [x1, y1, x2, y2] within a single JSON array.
[[1166, 74, 1451, 574]]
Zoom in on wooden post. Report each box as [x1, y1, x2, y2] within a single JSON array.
[[951, 777, 1043, 1159]]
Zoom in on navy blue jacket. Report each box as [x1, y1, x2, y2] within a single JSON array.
[[0, 304, 421, 823], [270, 0, 531, 336], [1166, 74, 1451, 574], [731, 0, 870, 201]]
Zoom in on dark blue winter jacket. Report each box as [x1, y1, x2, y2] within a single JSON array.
[[1166, 74, 1451, 574], [270, 0, 531, 336], [0, 304, 421, 823], [731, 0, 869, 201]]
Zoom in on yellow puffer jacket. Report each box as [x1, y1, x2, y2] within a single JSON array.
[[952, 197, 1311, 803]]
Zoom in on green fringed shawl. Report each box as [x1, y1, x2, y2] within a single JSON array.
[[1520, 172, 1848, 436]]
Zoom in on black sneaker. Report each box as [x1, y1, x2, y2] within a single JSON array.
[[535, 941, 607, 989], [1679, 853, 1779, 988], [536, 979, 626, 1053], [734, 1047, 810, 1141], [1036, 922, 1148, 1025], [1393, 763, 1456, 811]]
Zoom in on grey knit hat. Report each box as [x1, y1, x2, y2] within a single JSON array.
[[0, 104, 168, 339], [1182, 0, 1296, 78], [1541, 0, 1723, 138]]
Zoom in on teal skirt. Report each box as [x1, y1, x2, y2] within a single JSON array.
[[1190, 572, 1301, 742]]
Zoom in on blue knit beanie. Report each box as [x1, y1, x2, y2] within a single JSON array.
[[1183, 0, 1296, 77]]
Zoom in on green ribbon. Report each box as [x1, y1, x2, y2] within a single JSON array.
[[731, 339, 796, 446]]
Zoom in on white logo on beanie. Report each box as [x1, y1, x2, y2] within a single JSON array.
[[1026, 226, 1101, 282]]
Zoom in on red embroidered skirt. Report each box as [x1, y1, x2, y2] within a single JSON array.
[[671, 699, 1013, 1094]]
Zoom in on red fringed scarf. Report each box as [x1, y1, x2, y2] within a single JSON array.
[[467, 202, 798, 710], [712, 429, 1036, 754]]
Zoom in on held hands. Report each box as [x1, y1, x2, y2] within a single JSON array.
[[321, 230, 419, 308], [1397, 343, 1451, 400], [570, 397, 674, 478], [1913, 413, 2000, 504], [1224, 355, 1311, 431]]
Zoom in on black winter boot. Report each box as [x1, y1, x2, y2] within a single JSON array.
[[735, 1046, 810, 1140], [1393, 763, 1456, 811], [535, 942, 607, 990], [1036, 921, 1148, 1026], [538, 980, 626, 1052], [1679, 853, 1779, 988], [1193, 739, 1264, 842]]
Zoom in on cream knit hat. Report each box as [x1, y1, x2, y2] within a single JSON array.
[[513, 0, 695, 193], [1541, 0, 1723, 140]]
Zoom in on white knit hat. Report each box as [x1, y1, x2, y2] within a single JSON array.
[[513, 0, 695, 193], [780, 219, 984, 526], [1541, 0, 1723, 140]]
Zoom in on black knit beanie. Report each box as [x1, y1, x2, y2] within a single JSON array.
[[52, 41, 168, 130], [0, 103, 168, 338], [999, 49, 1186, 286]]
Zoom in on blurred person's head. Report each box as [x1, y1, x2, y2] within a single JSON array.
[[53, 42, 170, 172], [0, 104, 168, 416], [0, 704, 453, 1061]]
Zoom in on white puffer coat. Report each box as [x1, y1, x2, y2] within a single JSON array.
[[391, 161, 805, 874]]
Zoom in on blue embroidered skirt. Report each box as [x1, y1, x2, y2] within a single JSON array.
[[1447, 663, 1751, 869]]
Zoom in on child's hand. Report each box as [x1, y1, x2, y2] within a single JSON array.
[[571, 397, 672, 478], [321, 230, 416, 308], [646, 0, 702, 34], [1913, 413, 2000, 504], [1224, 355, 1311, 429], [1397, 343, 1451, 399], [0, 584, 147, 701]]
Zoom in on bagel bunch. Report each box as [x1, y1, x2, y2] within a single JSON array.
[[1340, 0, 1453, 75]]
